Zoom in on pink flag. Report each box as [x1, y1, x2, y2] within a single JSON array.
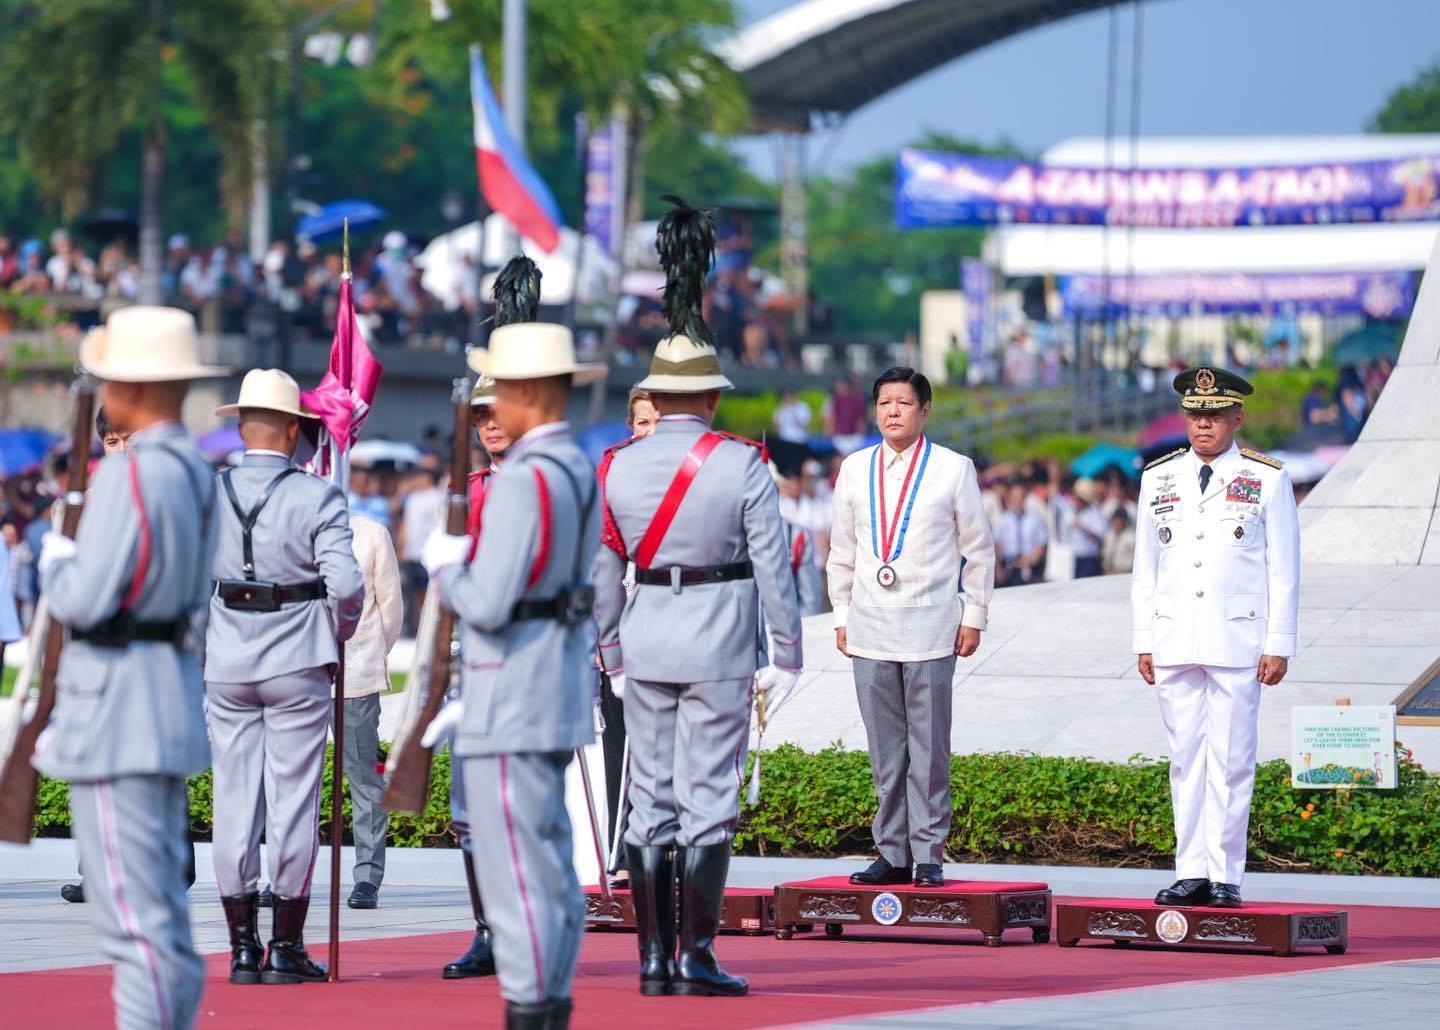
[[301, 276, 382, 466]]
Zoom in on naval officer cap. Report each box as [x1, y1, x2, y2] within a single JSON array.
[[1173, 366, 1254, 411]]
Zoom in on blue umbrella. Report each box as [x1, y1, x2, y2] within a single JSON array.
[[297, 200, 387, 243], [197, 426, 244, 460], [0, 428, 62, 475], [1071, 442, 1140, 480], [577, 422, 632, 465]]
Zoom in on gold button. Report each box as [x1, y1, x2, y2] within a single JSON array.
[[1195, 590, 1204, 598]]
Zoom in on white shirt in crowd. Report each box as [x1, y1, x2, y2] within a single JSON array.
[[828, 437, 995, 662], [400, 483, 444, 562], [994, 508, 1048, 561], [774, 398, 813, 443], [1072, 504, 1109, 560], [342, 515, 404, 698]]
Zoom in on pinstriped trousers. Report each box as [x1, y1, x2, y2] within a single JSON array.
[[71, 775, 203, 1030], [853, 655, 957, 867], [461, 751, 583, 1005]]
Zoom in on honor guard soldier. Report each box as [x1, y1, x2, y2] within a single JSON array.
[[206, 369, 365, 984], [36, 307, 223, 1029], [592, 197, 803, 998], [1132, 367, 1300, 909], [421, 313, 604, 1029], [436, 373, 510, 981], [432, 257, 534, 981]]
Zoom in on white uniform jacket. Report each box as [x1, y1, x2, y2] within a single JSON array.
[[1131, 443, 1300, 668]]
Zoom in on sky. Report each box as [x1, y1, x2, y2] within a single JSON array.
[[732, 0, 1440, 179]]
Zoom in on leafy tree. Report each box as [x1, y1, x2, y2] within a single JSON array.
[[805, 131, 1023, 336], [1370, 60, 1440, 132]]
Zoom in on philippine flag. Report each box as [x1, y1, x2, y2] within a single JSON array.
[[471, 45, 562, 253]]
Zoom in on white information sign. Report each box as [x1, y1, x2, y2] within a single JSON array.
[[1291, 705, 1396, 790]]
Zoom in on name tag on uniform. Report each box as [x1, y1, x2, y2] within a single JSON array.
[[1226, 476, 1262, 504]]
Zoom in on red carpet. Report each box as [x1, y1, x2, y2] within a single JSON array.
[[6, 898, 1439, 1029]]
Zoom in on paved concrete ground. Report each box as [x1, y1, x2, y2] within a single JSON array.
[[4, 841, 1437, 1027]]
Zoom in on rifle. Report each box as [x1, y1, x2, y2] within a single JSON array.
[[0, 376, 97, 843], [383, 377, 472, 813]]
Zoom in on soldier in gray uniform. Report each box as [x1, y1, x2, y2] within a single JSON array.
[[35, 306, 223, 1030], [422, 318, 604, 1030], [592, 198, 803, 998], [205, 369, 365, 985]]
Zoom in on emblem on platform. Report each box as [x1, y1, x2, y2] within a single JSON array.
[[871, 892, 903, 926], [1155, 909, 1190, 944], [1158, 527, 1172, 544]]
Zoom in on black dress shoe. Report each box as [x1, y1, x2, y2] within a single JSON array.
[[1154, 878, 1211, 907], [257, 886, 273, 908], [849, 857, 911, 886], [347, 883, 379, 910], [913, 863, 945, 888], [60, 882, 86, 904], [1208, 883, 1242, 908]]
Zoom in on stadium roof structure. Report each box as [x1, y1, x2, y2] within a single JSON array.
[[989, 134, 1440, 276], [720, 0, 1117, 130]]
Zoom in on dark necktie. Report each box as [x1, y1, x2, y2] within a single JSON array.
[[1198, 465, 1212, 494]]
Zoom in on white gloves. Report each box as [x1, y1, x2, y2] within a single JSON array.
[[420, 697, 464, 749], [38, 532, 77, 581], [607, 672, 626, 700], [755, 665, 800, 720], [422, 529, 469, 577]]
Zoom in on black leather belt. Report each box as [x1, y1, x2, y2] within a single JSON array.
[[512, 598, 561, 621], [633, 560, 753, 587], [73, 614, 188, 649], [274, 582, 327, 604]]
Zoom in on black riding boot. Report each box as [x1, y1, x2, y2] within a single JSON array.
[[625, 843, 676, 996], [261, 894, 327, 983], [503, 998, 571, 1029], [673, 844, 747, 997], [220, 892, 263, 985], [444, 851, 496, 979]]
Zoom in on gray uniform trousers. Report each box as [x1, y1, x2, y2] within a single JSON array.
[[853, 655, 957, 867], [461, 751, 583, 1005], [623, 676, 753, 847], [208, 667, 331, 898], [71, 775, 203, 1030], [335, 694, 387, 886]]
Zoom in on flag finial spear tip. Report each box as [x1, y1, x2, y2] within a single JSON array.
[[342, 217, 351, 278]]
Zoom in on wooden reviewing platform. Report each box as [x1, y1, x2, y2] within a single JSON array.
[[772, 876, 1052, 946], [582, 886, 776, 935], [1056, 898, 1348, 956]]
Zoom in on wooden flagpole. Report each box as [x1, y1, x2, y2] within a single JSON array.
[[326, 218, 351, 982]]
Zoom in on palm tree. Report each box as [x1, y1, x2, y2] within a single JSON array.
[[0, 0, 281, 304]]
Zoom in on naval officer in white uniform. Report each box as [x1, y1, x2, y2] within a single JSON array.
[[1132, 366, 1300, 909]]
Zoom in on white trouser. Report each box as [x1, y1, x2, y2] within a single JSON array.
[[1154, 663, 1261, 886]]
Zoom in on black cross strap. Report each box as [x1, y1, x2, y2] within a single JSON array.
[[220, 467, 300, 581]]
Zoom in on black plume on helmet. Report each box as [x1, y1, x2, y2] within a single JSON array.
[[491, 254, 542, 327], [655, 193, 716, 346]]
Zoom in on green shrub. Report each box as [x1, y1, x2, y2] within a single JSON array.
[[1242, 366, 1336, 451], [30, 743, 1439, 876]]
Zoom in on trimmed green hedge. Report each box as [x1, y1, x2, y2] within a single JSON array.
[[31, 743, 1440, 876]]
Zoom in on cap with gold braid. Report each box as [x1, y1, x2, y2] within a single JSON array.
[[1173, 366, 1254, 411], [635, 194, 734, 394]]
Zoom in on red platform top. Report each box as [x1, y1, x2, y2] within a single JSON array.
[[780, 876, 1049, 894], [1062, 898, 1344, 915], [582, 886, 774, 897]]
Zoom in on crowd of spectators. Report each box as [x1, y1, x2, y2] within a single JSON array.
[[1300, 359, 1393, 443], [0, 227, 477, 348]]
